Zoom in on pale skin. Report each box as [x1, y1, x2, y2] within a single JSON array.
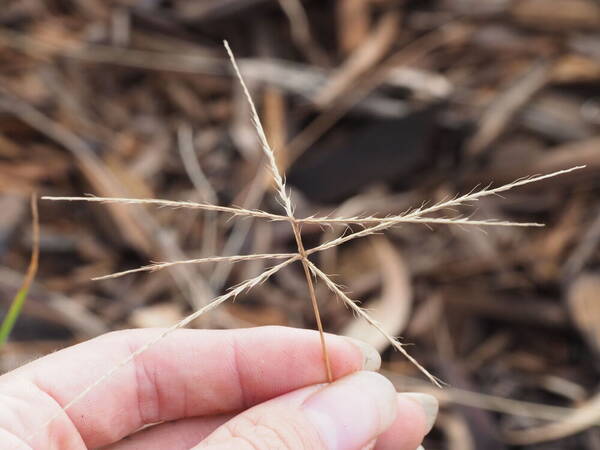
[[0, 326, 433, 449]]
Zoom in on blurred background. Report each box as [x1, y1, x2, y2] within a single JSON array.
[[1, 0, 600, 448]]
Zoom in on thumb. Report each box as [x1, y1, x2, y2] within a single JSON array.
[[193, 371, 398, 450]]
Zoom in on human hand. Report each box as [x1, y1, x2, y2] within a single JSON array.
[[0, 326, 437, 449]]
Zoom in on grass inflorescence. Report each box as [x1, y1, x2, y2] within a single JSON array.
[[36, 41, 585, 441]]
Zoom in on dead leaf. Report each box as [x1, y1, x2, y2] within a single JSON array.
[[129, 303, 185, 328], [341, 235, 413, 352], [504, 391, 600, 445], [567, 273, 600, 353]]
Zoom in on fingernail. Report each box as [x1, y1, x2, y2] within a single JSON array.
[[400, 393, 438, 434], [361, 439, 376, 450], [344, 336, 381, 371], [417, 446, 425, 450], [304, 371, 397, 450]]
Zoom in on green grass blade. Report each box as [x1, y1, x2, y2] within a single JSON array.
[[0, 194, 39, 348], [0, 286, 32, 345]]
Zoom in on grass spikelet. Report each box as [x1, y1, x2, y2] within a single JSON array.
[[93, 253, 297, 281], [225, 39, 334, 381], [306, 260, 444, 387]]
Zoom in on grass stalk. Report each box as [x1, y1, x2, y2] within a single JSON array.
[[0, 194, 39, 347]]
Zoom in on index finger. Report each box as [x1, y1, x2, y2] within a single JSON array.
[[0, 326, 375, 448]]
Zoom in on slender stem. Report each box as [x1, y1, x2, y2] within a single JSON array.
[[290, 220, 333, 383], [0, 194, 39, 346]]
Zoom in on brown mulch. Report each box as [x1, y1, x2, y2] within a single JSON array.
[[1, 1, 600, 448]]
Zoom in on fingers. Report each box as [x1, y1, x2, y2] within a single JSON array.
[[102, 415, 233, 450], [1, 326, 376, 448], [104, 391, 437, 450], [193, 371, 399, 450], [375, 393, 438, 450], [102, 392, 438, 450]]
